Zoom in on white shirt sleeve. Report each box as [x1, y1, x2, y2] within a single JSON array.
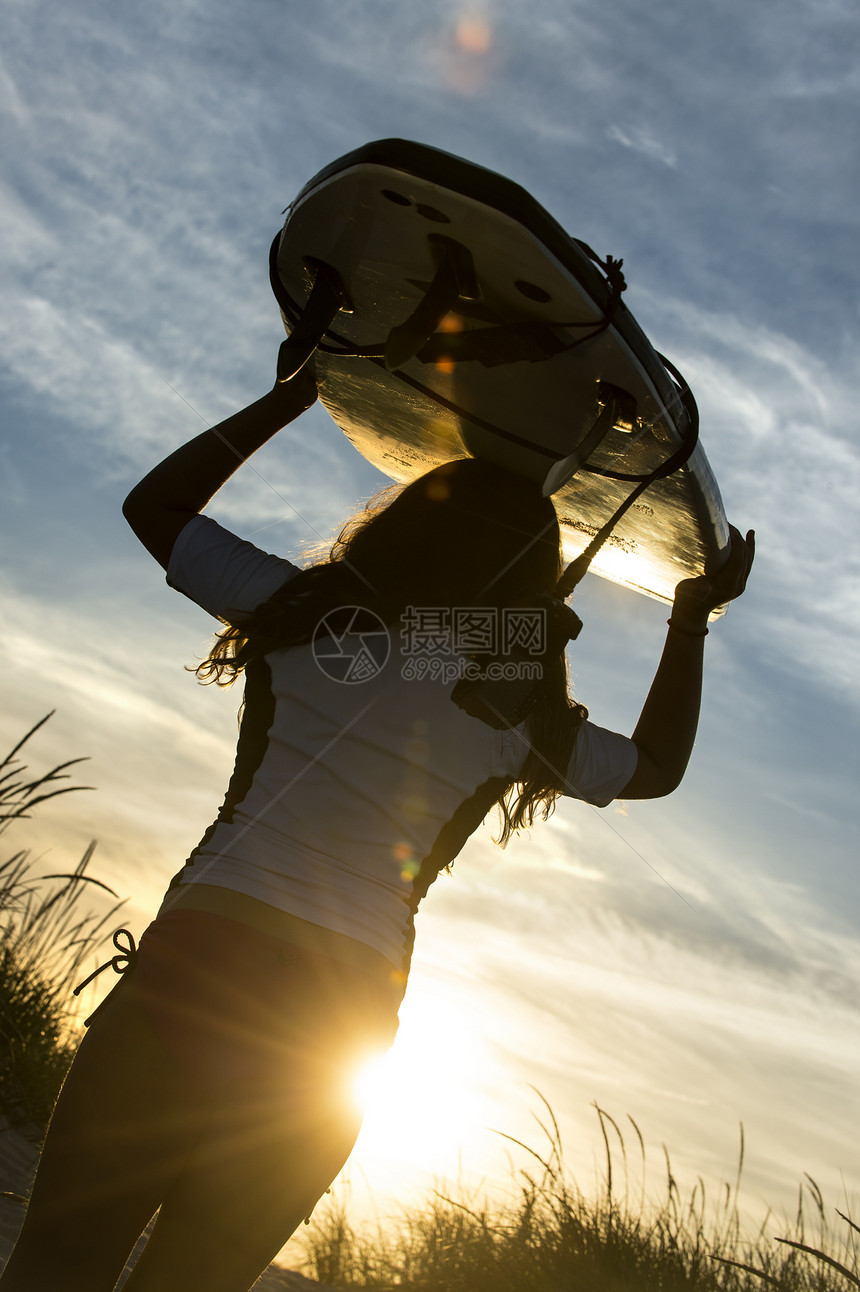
[[496, 716, 638, 807], [562, 720, 638, 807], [166, 515, 301, 622]]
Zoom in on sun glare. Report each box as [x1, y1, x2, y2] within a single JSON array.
[[351, 983, 491, 1168]]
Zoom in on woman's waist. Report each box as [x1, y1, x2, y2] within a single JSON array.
[[159, 881, 402, 984]]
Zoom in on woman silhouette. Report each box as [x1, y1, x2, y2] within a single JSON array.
[[0, 351, 753, 1292]]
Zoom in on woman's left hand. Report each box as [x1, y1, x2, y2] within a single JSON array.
[[672, 525, 756, 629]]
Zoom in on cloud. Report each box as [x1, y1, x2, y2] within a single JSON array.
[[416, 859, 859, 1223], [3, 0, 857, 1231], [606, 124, 678, 169], [415, 814, 860, 1215], [626, 292, 860, 706], [0, 271, 386, 553], [425, 789, 860, 1030]]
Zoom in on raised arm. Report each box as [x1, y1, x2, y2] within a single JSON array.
[[621, 525, 755, 799], [122, 353, 317, 569]]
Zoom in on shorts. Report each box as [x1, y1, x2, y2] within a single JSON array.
[[130, 908, 403, 1100]]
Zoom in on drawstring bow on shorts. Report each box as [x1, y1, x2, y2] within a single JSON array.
[[73, 927, 138, 1025]]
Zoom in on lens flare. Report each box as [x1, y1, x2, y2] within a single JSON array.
[[425, 477, 452, 502], [455, 16, 492, 54], [434, 8, 496, 95]]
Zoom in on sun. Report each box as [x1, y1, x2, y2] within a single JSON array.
[[350, 978, 492, 1169]]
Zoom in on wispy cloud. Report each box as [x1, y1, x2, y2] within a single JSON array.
[[606, 124, 678, 168], [418, 822, 860, 1217], [3, 0, 858, 1232], [628, 292, 860, 706]]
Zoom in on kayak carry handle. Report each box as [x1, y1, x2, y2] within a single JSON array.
[[384, 235, 479, 371], [277, 258, 352, 383], [541, 384, 635, 497]]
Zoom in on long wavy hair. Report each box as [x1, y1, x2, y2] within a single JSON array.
[[197, 457, 587, 843]]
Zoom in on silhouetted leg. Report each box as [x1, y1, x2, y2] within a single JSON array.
[[0, 977, 202, 1292], [121, 1073, 363, 1292]]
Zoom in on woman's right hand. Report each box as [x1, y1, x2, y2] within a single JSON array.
[[124, 351, 321, 571], [273, 344, 319, 411]]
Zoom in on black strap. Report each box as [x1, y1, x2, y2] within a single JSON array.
[[556, 354, 700, 598], [384, 235, 479, 370], [542, 385, 633, 497], [275, 259, 351, 382], [452, 356, 700, 730], [560, 242, 627, 349], [416, 320, 566, 368], [269, 233, 629, 369]]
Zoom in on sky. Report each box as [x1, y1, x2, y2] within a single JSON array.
[[2, 0, 858, 1263]]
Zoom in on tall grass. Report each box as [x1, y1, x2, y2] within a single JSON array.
[[1, 721, 856, 1289], [301, 1099, 858, 1290], [0, 715, 122, 1135]]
